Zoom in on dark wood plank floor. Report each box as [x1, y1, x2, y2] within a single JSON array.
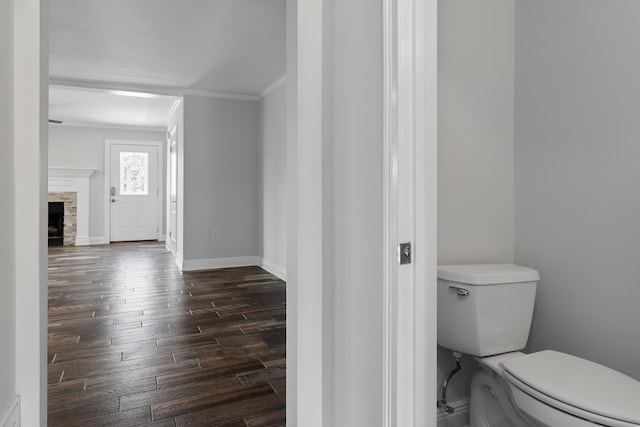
[[48, 242, 286, 427]]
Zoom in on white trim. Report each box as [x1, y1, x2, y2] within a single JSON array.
[[436, 398, 470, 423], [167, 100, 181, 122], [181, 256, 261, 272], [48, 168, 95, 178], [50, 77, 262, 101], [414, 0, 439, 425], [260, 258, 287, 281], [50, 121, 166, 133], [75, 236, 91, 246], [90, 236, 109, 245], [166, 124, 179, 259], [1, 396, 20, 427], [259, 75, 287, 99], [382, 0, 398, 424], [383, 0, 438, 425], [48, 168, 96, 246], [181, 88, 259, 101], [175, 252, 184, 270], [103, 139, 164, 243], [49, 79, 182, 97]]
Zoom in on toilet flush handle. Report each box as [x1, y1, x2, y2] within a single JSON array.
[[449, 286, 470, 297]]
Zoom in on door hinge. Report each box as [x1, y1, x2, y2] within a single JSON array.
[[399, 242, 412, 265]]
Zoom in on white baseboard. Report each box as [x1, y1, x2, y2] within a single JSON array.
[[175, 252, 184, 270], [260, 258, 287, 281], [88, 236, 168, 245], [437, 398, 470, 427], [90, 236, 109, 245], [1, 396, 20, 427], [181, 256, 261, 272], [75, 235, 91, 246]]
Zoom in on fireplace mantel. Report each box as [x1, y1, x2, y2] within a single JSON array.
[[48, 168, 96, 245]]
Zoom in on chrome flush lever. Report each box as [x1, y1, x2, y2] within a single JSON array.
[[449, 286, 470, 297]]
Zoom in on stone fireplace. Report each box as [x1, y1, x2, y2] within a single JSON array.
[[48, 168, 95, 246], [48, 201, 65, 246], [47, 194, 76, 246]]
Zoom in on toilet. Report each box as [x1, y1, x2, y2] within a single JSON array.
[[437, 264, 640, 427]]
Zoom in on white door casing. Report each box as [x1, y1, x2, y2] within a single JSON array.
[[104, 140, 164, 242], [168, 126, 178, 255], [383, 0, 438, 426]]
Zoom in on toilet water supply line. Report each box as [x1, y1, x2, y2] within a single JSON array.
[[437, 351, 463, 414]]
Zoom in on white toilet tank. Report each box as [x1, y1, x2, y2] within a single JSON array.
[[437, 264, 540, 357]]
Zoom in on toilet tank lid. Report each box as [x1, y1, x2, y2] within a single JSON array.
[[437, 264, 540, 285]]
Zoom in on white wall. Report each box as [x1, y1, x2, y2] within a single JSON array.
[[182, 95, 260, 265], [292, 0, 386, 424], [259, 82, 287, 279], [330, 0, 384, 423], [438, 0, 515, 265], [14, 0, 48, 424], [515, 0, 640, 381], [0, 0, 16, 419], [48, 125, 166, 242], [437, 0, 515, 404]]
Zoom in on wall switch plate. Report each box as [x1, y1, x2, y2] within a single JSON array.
[[212, 229, 219, 239]]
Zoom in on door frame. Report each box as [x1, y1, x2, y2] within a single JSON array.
[[166, 125, 178, 257], [104, 139, 164, 243], [382, 0, 437, 425]]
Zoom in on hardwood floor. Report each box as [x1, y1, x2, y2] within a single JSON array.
[[48, 242, 286, 427]]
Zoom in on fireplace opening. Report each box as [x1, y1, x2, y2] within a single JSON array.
[[48, 202, 64, 246]]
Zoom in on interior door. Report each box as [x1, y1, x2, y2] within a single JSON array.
[[168, 127, 178, 254], [109, 144, 159, 242]]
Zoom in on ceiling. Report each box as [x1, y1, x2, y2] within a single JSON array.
[[48, 0, 286, 130]]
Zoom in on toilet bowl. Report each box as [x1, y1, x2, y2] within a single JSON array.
[[471, 350, 640, 427], [437, 264, 640, 427]]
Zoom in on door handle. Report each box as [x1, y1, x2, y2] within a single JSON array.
[[111, 199, 117, 203]]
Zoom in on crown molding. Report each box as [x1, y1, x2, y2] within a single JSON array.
[[49, 121, 166, 133], [50, 76, 260, 101], [259, 75, 287, 99]]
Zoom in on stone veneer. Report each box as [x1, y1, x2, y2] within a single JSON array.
[[48, 192, 77, 246]]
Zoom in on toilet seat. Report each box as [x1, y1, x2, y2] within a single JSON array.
[[502, 350, 640, 426]]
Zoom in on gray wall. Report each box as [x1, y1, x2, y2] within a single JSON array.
[[330, 0, 384, 423], [438, 0, 515, 266], [48, 125, 166, 241], [182, 95, 260, 262], [515, 0, 640, 381], [0, 0, 16, 416], [259, 83, 287, 275], [290, 0, 386, 423], [437, 0, 515, 403], [285, 0, 298, 422]]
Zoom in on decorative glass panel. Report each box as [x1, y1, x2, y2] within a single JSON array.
[[120, 152, 149, 195]]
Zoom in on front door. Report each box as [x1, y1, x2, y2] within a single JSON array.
[[109, 144, 159, 242]]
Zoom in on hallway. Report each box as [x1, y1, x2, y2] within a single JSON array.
[[47, 242, 285, 426]]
